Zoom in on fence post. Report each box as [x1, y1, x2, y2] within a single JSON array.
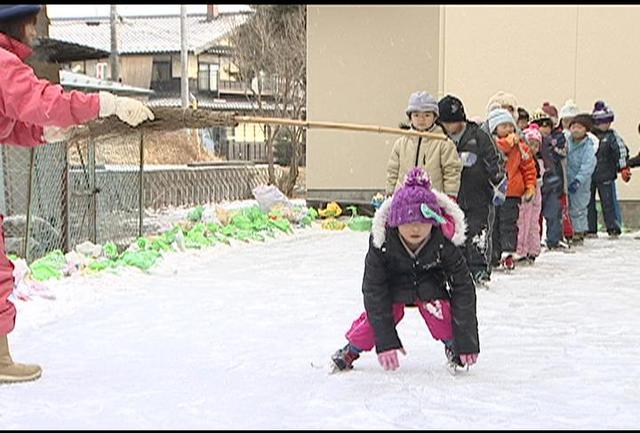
[[88, 137, 96, 244], [138, 131, 144, 238], [24, 148, 35, 262], [62, 141, 70, 253]]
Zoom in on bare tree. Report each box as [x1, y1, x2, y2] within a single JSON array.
[[228, 5, 306, 195]]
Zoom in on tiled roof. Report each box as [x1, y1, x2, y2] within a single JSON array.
[[49, 13, 250, 55]]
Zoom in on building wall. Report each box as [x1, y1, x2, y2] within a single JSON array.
[[442, 5, 640, 200], [306, 5, 441, 199], [307, 5, 640, 203], [120, 55, 153, 89]]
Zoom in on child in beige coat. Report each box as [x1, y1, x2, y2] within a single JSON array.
[[386, 91, 462, 199]]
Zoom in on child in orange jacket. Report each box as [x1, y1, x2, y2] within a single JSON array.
[[487, 108, 537, 270]]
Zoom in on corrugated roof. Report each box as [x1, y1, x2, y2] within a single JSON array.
[[49, 13, 250, 55]]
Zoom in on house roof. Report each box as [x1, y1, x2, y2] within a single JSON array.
[[59, 70, 154, 96], [49, 12, 250, 55], [32, 36, 110, 62]]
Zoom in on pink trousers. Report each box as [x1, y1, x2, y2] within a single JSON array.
[[516, 184, 542, 257], [345, 299, 453, 351], [0, 215, 16, 335]]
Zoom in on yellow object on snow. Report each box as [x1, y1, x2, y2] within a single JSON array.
[[318, 202, 342, 218], [321, 218, 346, 231]]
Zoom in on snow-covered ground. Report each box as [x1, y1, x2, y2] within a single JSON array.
[[1, 226, 639, 429]]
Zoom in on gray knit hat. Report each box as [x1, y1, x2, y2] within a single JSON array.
[[406, 91, 439, 116]]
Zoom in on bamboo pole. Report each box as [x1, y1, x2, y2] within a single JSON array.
[[234, 115, 448, 140], [67, 108, 448, 143]]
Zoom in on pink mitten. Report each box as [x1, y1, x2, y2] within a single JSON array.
[[377, 348, 406, 371], [460, 353, 478, 366], [441, 213, 456, 240]]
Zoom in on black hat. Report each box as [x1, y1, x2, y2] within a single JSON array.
[[517, 107, 530, 122], [569, 113, 593, 130], [437, 95, 466, 122]]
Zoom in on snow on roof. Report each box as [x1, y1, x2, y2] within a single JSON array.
[[49, 13, 250, 55]]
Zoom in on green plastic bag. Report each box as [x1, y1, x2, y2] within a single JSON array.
[[306, 207, 319, 221], [30, 250, 66, 281], [103, 242, 119, 259], [187, 205, 205, 222], [185, 223, 213, 248], [88, 259, 116, 272], [269, 218, 292, 233], [348, 216, 373, 232], [118, 250, 161, 271], [151, 238, 172, 252]]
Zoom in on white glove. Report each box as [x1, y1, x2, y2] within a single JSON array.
[[43, 125, 73, 143], [99, 91, 155, 126]]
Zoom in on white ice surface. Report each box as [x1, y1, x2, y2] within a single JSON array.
[[1, 228, 639, 429]]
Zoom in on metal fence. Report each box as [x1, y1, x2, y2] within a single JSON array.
[[1, 128, 287, 262]]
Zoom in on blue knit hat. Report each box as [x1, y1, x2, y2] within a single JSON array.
[[406, 91, 439, 117], [0, 5, 42, 21], [592, 100, 614, 124], [487, 108, 516, 134]]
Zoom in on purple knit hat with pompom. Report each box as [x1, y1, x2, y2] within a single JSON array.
[[387, 167, 444, 228]]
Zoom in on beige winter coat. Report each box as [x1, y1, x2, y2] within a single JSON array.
[[385, 125, 462, 195]]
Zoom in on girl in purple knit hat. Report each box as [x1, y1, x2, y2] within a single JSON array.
[[331, 167, 479, 374]]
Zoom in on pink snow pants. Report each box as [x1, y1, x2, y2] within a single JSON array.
[[516, 184, 542, 258], [345, 299, 453, 351], [0, 215, 16, 335]]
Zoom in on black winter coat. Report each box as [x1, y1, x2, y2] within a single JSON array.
[[539, 129, 567, 194], [591, 129, 628, 183], [455, 122, 505, 210], [362, 226, 479, 355]]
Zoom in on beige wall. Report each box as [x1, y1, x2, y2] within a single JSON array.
[[442, 5, 640, 199], [306, 5, 441, 193], [307, 5, 640, 200], [172, 54, 199, 79]]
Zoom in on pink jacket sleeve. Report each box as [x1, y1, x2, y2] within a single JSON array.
[[0, 51, 101, 145], [0, 120, 45, 147]]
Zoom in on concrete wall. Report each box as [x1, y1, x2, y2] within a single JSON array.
[[442, 5, 640, 200], [307, 5, 640, 205]]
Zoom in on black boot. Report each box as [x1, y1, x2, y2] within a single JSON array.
[[331, 344, 360, 371], [444, 345, 464, 368]]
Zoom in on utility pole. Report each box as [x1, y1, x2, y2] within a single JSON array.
[[110, 5, 120, 82], [180, 5, 189, 109]]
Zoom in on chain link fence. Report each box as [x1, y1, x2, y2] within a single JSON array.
[[1, 127, 287, 263]]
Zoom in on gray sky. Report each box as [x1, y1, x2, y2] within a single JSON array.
[[47, 4, 250, 18]]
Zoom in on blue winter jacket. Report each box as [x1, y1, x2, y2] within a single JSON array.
[[566, 132, 597, 204]]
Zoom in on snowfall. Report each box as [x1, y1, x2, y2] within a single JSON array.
[[1, 201, 639, 429]]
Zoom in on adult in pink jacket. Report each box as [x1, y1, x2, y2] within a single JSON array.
[[0, 4, 154, 384]]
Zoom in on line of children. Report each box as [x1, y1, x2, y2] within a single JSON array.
[[437, 95, 505, 285], [331, 91, 632, 375], [487, 108, 537, 270]]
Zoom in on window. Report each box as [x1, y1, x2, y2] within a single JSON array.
[[198, 63, 219, 92], [151, 61, 171, 82]]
